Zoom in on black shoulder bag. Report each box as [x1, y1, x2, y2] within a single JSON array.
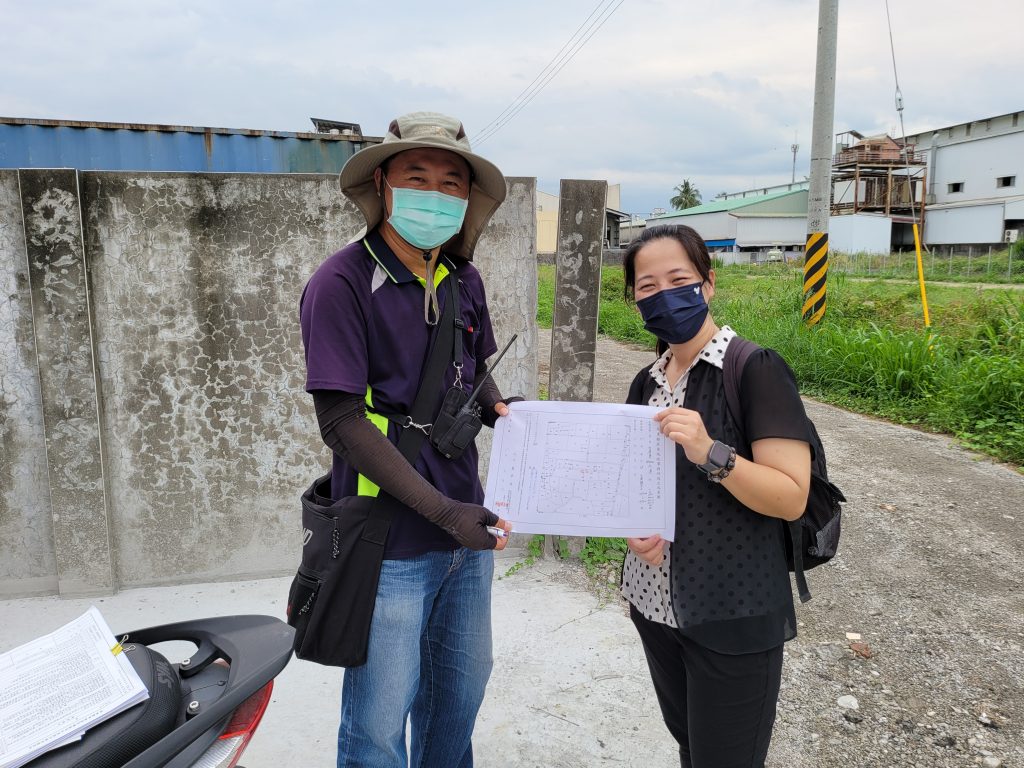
[[286, 271, 460, 668]]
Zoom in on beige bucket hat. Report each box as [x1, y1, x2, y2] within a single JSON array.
[[339, 112, 507, 260]]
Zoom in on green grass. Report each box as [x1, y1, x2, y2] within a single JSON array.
[[538, 263, 1024, 467]]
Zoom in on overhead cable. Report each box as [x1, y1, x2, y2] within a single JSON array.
[[474, 0, 626, 146]]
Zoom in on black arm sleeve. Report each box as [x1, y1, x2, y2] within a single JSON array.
[[312, 390, 498, 550], [473, 358, 523, 428]]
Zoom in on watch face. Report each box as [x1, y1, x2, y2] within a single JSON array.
[[708, 441, 732, 468]]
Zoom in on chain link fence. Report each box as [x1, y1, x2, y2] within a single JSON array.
[[830, 245, 1024, 283]]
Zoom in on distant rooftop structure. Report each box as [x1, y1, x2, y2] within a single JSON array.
[[831, 131, 926, 218], [309, 118, 363, 136], [652, 187, 807, 219], [715, 181, 809, 201], [903, 109, 1023, 141]]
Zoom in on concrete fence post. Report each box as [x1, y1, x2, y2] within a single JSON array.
[[19, 169, 115, 596], [546, 179, 606, 558]]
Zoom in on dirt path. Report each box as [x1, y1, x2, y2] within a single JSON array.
[[539, 328, 1024, 768]]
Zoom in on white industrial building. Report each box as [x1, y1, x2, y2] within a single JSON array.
[[648, 111, 1022, 256], [904, 112, 1024, 247]]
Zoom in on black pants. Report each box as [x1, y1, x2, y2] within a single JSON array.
[[630, 604, 784, 768]]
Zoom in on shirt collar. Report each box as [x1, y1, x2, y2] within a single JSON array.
[[363, 228, 455, 285], [648, 325, 737, 391]]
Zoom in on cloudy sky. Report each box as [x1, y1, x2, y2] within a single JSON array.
[[2, 0, 1021, 216]]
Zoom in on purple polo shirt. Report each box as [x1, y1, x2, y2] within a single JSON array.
[[299, 229, 497, 558]]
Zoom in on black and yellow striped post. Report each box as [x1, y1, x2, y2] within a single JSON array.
[[802, 232, 828, 325]]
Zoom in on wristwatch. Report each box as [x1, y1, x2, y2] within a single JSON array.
[[697, 440, 737, 483]]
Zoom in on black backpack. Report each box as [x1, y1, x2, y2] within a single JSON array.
[[723, 337, 845, 603]]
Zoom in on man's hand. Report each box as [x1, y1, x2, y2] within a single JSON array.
[[435, 499, 512, 551], [491, 517, 513, 551], [492, 396, 524, 421], [627, 534, 666, 567]]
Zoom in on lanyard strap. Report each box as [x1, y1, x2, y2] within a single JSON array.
[[367, 267, 467, 431]]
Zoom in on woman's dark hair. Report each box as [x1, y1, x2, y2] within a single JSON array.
[[623, 224, 713, 300], [623, 224, 713, 355]]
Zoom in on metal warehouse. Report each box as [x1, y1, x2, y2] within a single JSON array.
[[0, 116, 381, 174]]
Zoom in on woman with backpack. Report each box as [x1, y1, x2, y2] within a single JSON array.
[[621, 224, 812, 768]]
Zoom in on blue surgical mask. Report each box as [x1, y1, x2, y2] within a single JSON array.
[[385, 180, 469, 250], [636, 281, 708, 344]]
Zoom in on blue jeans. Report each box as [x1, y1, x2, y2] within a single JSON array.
[[337, 548, 494, 768]]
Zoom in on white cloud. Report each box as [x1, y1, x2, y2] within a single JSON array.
[[2, 0, 1021, 215]]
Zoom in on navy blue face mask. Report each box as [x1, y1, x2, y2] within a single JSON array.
[[635, 281, 708, 344]]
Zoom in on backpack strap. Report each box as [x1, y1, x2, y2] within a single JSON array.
[[722, 335, 812, 603], [721, 335, 760, 431]]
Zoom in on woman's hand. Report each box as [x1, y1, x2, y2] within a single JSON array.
[[627, 535, 665, 567], [654, 407, 714, 466]]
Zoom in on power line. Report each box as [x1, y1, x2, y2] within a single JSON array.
[[476, 0, 624, 145], [474, 0, 625, 146], [474, 0, 614, 140], [884, 0, 921, 227]]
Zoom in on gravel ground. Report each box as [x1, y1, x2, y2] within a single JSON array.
[[2, 331, 1018, 768], [541, 329, 1024, 768]]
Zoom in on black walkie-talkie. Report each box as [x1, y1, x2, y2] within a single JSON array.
[[429, 334, 519, 459]]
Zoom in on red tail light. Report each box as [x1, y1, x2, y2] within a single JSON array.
[[192, 681, 274, 768]]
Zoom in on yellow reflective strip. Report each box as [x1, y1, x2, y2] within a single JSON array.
[[363, 238, 398, 283], [357, 386, 387, 498], [415, 261, 450, 288]]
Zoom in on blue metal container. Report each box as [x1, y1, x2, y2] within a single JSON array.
[[0, 118, 380, 173]]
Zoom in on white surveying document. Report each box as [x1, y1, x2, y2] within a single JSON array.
[[484, 400, 675, 540], [0, 606, 150, 768]]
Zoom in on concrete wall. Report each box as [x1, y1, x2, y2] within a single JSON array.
[[0, 171, 59, 596], [0, 170, 537, 597], [473, 178, 538, 480]]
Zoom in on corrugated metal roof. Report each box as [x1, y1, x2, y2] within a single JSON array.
[[649, 188, 805, 219], [0, 117, 383, 174]]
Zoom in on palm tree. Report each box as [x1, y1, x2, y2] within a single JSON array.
[[670, 180, 702, 210]]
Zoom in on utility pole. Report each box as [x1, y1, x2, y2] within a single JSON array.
[[802, 0, 839, 326], [791, 139, 799, 184]]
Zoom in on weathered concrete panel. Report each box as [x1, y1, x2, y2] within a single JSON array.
[[20, 169, 114, 596], [0, 170, 59, 596], [549, 180, 606, 403], [80, 172, 364, 587], [2, 170, 537, 594], [473, 177, 538, 478]]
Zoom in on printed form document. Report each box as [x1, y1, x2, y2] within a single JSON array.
[[0, 606, 149, 768], [484, 401, 675, 540]]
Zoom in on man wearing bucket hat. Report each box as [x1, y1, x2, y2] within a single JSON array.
[[299, 112, 518, 767]]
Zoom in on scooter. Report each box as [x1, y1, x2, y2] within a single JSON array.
[[27, 615, 294, 768]]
